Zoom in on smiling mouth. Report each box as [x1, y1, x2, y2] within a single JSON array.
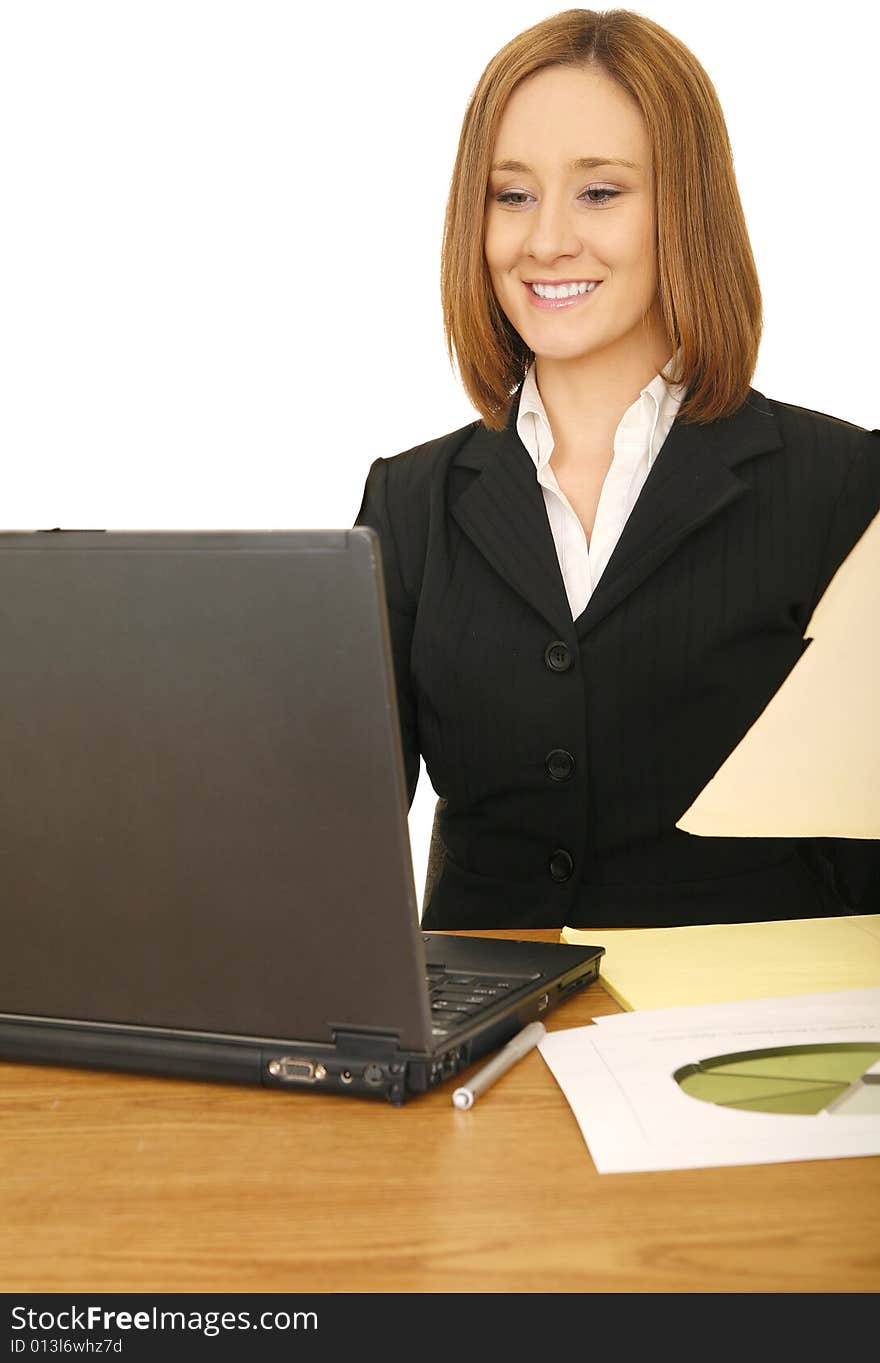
[[525, 279, 603, 309], [525, 279, 601, 286]]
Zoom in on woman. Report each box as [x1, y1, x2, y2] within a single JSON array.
[[354, 8, 879, 929]]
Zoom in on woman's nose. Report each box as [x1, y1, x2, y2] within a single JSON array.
[[521, 196, 582, 257]]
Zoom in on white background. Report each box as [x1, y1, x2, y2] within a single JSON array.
[[2, 1, 877, 910]]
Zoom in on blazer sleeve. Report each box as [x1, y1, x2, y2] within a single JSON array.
[[801, 427, 880, 913], [353, 457, 421, 810]]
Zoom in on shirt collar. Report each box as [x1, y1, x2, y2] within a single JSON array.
[[517, 345, 687, 471]]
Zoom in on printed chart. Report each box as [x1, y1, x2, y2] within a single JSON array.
[[674, 1043, 880, 1116]]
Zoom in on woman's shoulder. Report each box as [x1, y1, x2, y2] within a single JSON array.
[[759, 396, 879, 586], [763, 393, 878, 447], [357, 419, 483, 541], [379, 417, 483, 484], [760, 393, 879, 508]]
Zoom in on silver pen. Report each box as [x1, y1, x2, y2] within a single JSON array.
[[451, 1020, 547, 1109]]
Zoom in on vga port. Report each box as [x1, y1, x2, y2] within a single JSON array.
[[267, 1057, 325, 1082]]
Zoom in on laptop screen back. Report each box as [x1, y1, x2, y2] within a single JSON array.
[[0, 530, 432, 1051]]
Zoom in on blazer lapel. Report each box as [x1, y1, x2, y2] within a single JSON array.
[[450, 382, 784, 640], [450, 398, 575, 639], [574, 387, 784, 638]]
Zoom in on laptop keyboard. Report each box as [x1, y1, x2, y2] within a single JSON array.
[[425, 964, 536, 1036]]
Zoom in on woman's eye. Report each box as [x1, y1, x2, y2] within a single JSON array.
[[494, 187, 620, 207], [582, 187, 620, 206]]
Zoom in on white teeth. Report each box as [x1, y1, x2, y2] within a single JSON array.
[[530, 281, 597, 299]]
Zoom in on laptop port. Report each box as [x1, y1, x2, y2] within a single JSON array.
[[537, 993, 550, 1013], [267, 1057, 325, 1083]]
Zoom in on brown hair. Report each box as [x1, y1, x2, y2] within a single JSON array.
[[439, 8, 763, 429]]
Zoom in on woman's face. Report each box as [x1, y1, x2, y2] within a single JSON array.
[[484, 64, 665, 367]]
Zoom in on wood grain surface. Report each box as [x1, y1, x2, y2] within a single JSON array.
[[2, 930, 877, 1293]]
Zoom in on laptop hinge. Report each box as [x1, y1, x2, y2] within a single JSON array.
[[330, 1028, 403, 1056]]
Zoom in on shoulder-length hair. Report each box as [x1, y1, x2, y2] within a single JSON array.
[[440, 8, 763, 429]]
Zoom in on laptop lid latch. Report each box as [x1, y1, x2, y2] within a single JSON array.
[[330, 1027, 403, 1057], [327, 1028, 408, 1105]]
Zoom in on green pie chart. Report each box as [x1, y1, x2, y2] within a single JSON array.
[[673, 1043, 880, 1116]]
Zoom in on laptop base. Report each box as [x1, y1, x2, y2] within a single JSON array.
[[0, 935, 602, 1105]]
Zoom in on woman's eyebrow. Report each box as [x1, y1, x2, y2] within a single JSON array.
[[490, 156, 640, 172]]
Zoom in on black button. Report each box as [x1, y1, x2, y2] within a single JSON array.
[[546, 749, 575, 781], [544, 640, 573, 672], [549, 849, 574, 882]]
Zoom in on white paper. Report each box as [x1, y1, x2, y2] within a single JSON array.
[[539, 988, 880, 1174]]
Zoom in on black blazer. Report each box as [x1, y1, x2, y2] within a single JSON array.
[[354, 384, 880, 929]]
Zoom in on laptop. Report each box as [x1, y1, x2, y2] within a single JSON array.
[[0, 528, 604, 1105]]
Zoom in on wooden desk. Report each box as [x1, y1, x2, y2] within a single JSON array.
[[1, 928, 877, 1293]]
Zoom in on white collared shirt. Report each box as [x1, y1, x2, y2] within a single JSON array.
[[516, 347, 687, 619]]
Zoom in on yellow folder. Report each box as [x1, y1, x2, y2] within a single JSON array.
[[676, 510, 880, 838], [560, 915, 880, 1011]]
